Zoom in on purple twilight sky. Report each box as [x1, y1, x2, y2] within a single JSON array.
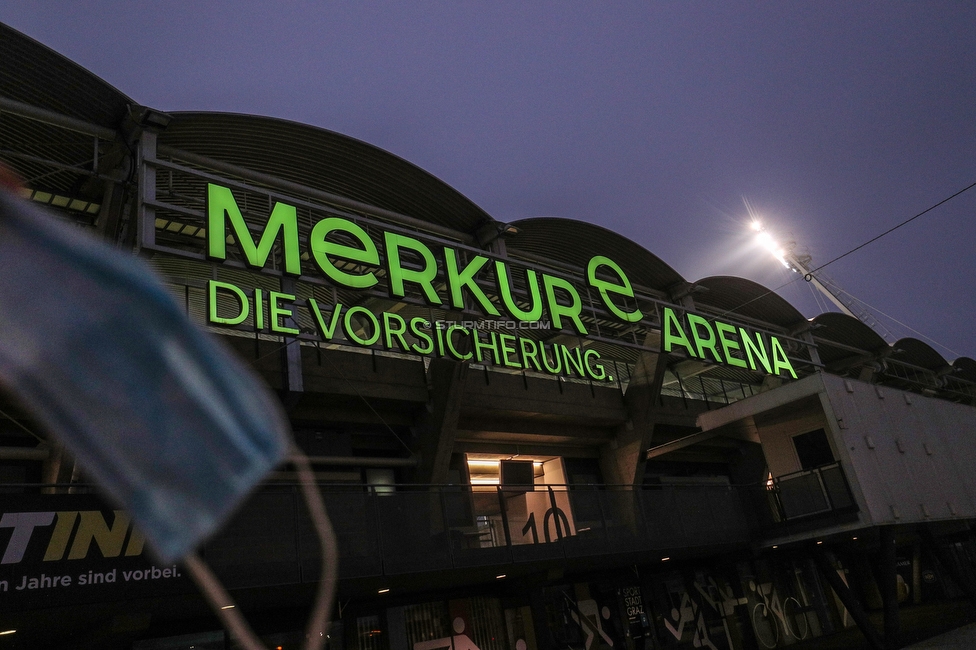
[[3, 2, 975, 358]]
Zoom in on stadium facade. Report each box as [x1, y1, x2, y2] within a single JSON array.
[[1, 23, 976, 650]]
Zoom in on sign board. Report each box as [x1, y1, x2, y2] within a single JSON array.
[[0, 495, 193, 611], [201, 183, 797, 380]]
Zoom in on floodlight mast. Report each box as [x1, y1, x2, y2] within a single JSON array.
[[751, 220, 894, 342], [782, 250, 856, 318]]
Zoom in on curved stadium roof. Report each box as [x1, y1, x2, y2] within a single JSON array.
[[0, 22, 971, 396], [954, 357, 976, 383], [506, 217, 685, 295], [811, 312, 890, 365], [0, 24, 131, 202], [159, 112, 493, 237], [692, 276, 807, 330], [893, 338, 950, 372], [0, 23, 131, 128]]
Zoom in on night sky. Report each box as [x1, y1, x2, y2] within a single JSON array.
[[3, 3, 974, 358]]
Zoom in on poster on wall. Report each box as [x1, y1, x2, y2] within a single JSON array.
[[0, 494, 193, 612], [540, 583, 622, 650], [652, 572, 735, 650]]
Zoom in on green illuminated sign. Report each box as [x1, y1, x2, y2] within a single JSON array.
[[662, 307, 797, 378], [207, 184, 301, 275], [204, 183, 798, 380], [208, 280, 611, 381], [205, 183, 627, 335]]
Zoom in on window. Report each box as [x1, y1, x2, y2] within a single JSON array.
[[792, 429, 834, 470]]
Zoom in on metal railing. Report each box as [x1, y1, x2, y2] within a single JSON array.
[[0, 482, 751, 588], [4, 478, 843, 597], [768, 462, 856, 521], [272, 483, 754, 583]]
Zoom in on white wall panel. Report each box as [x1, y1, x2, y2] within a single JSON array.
[[821, 374, 976, 525]]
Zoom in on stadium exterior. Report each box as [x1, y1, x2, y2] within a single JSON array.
[[2, 23, 976, 650]]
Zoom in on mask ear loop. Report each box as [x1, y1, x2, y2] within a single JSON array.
[[184, 442, 339, 650]]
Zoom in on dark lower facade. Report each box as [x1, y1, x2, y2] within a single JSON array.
[[3, 478, 976, 650]]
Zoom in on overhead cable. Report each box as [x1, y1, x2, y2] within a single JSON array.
[[807, 179, 976, 276], [720, 178, 976, 320]]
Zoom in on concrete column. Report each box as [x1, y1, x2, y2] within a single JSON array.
[[912, 541, 922, 605], [601, 330, 669, 487], [529, 588, 554, 650], [95, 177, 128, 245], [385, 606, 408, 650], [279, 277, 304, 412], [413, 358, 468, 484], [135, 130, 156, 252], [875, 526, 900, 647]]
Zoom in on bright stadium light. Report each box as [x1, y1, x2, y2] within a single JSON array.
[[751, 222, 791, 268], [744, 212, 892, 341]]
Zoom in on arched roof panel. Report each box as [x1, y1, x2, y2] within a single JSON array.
[[952, 357, 976, 383], [506, 217, 686, 294], [0, 24, 131, 128], [810, 312, 889, 364], [691, 276, 807, 329], [893, 338, 949, 371], [159, 112, 492, 236]]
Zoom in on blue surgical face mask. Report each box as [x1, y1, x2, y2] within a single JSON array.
[[0, 191, 289, 562]]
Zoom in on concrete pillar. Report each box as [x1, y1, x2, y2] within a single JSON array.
[[41, 440, 74, 494], [135, 129, 156, 252], [95, 178, 128, 245], [875, 526, 900, 647], [413, 358, 468, 484], [600, 331, 669, 487], [279, 277, 304, 412], [529, 588, 554, 650], [385, 606, 408, 650], [912, 541, 922, 605]]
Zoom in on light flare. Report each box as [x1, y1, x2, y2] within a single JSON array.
[[755, 230, 790, 267]]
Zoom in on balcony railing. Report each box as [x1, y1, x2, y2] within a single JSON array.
[[768, 462, 856, 522], [270, 483, 753, 583], [0, 482, 753, 590]]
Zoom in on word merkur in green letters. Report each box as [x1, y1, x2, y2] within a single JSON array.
[[205, 183, 642, 335]]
